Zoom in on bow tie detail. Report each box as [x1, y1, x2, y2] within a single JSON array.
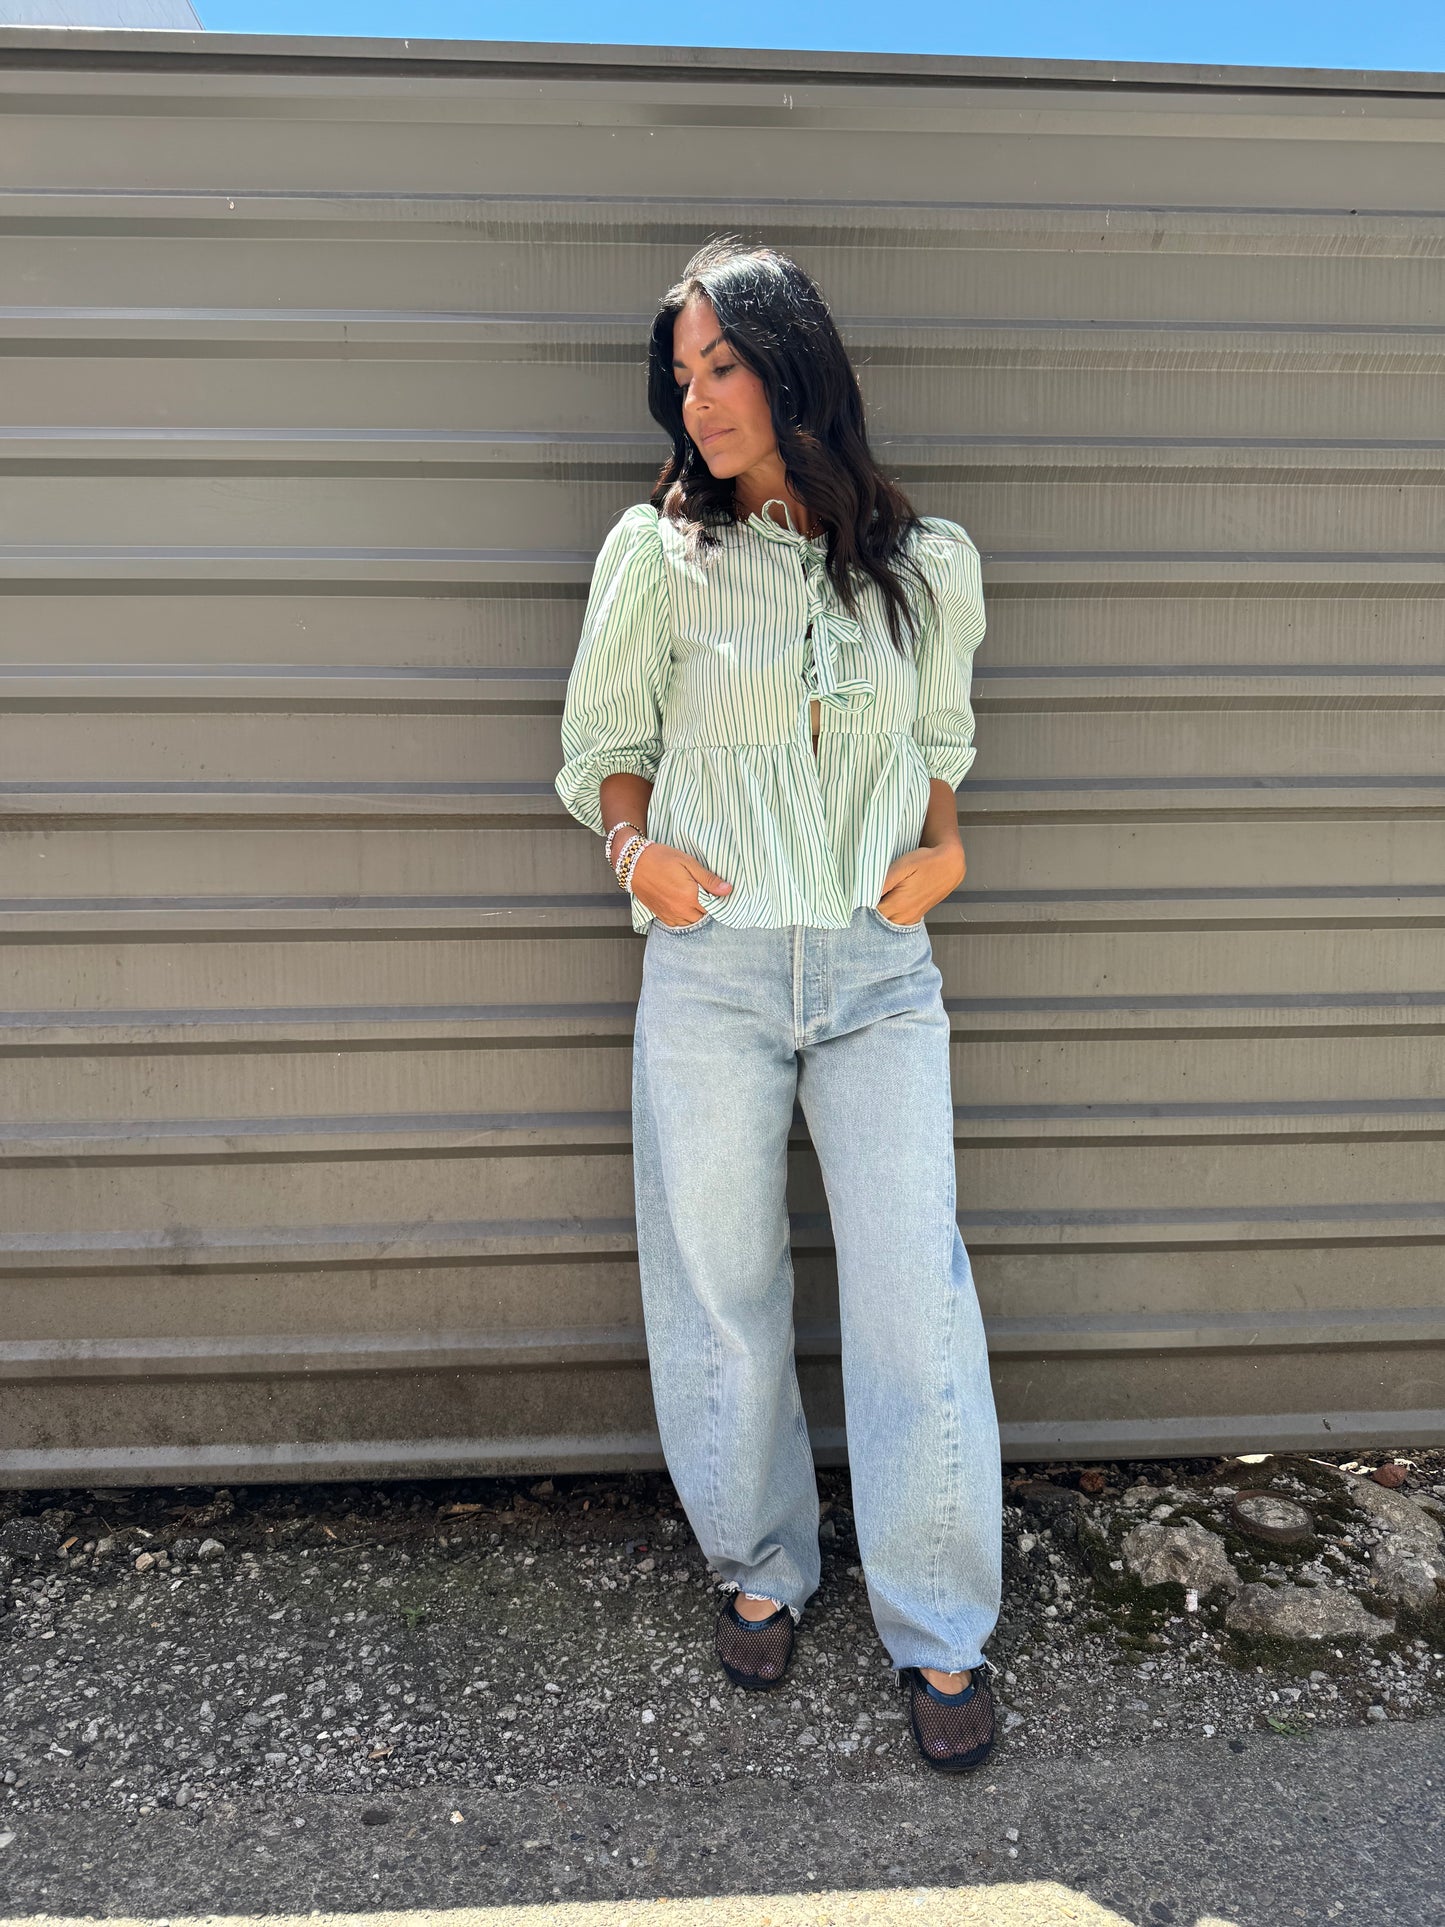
[[745, 498, 877, 713]]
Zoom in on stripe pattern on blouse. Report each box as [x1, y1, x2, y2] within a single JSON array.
[[555, 498, 986, 935]]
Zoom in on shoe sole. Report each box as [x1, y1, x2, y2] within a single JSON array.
[[912, 1728, 996, 1772], [718, 1659, 792, 1691]]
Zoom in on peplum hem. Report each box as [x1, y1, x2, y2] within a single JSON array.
[[628, 732, 932, 936]]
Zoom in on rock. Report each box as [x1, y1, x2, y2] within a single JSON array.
[[1225, 1583, 1392, 1641], [0, 1518, 60, 1559], [1077, 1469, 1107, 1495], [1328, 1470, 1442, 1549], [1323, 1469, 1445, 1611], [197, 1539, 225, 1562], [134, 1551, 157, 1572], [1122, 1517, 1240, 1597], [1370, 1464, 1409, 1488], [1015, 1480, 1082, 1520], [1366, 1704, 1389, 1721], [1371, 1540, 1445, 1613]]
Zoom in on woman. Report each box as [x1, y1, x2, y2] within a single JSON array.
[[555, 238, 1002, 1774]]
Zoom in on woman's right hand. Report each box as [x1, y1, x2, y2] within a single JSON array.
[[628, 841, 733, 926]]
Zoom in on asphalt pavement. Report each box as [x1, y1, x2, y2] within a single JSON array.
[[1, 1710, 1441, 1926]]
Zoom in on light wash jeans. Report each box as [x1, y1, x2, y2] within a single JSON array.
[[630, 902, 1002, 1675]]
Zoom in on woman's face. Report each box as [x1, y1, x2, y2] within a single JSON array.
[[671, 295, 778, 485]]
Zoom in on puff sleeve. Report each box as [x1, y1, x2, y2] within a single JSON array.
[[909, 518, 987, 791], [554, 504, 673, 837]]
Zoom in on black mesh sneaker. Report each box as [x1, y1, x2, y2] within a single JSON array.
[[903, 1661, 996, 1772], [713, 1593, 796, 1690]]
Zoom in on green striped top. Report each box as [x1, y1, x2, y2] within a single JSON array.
[[555, 496, 986, 935]]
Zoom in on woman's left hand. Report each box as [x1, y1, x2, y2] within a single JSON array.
[[876, 839, 966, 925]]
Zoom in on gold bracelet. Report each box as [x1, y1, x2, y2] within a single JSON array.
[[613, 830, 645, 880], [612, 832, 640, 883], [617, 835, 651, 892]]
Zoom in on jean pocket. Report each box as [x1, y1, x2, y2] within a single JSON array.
[[651, 909, 713, 934], [867, 904, 925, 934]]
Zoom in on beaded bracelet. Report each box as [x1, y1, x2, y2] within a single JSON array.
[[604, 819, 646, 868]]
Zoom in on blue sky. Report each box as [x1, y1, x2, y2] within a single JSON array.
[[195, 3, 1445, 73]]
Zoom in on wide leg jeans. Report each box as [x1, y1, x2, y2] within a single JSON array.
[[630, 903, 1002, 1675]]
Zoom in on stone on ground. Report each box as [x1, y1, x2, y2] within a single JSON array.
[[1225, 1582, 1392, 1641]]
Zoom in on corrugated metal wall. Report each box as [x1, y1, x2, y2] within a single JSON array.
[[2, 30, 1442, 1486]]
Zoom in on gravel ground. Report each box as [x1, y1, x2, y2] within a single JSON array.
[[2, 1447, 1443, 1831]]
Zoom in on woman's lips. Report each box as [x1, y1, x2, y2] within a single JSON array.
[[699, 428, 732, 447]]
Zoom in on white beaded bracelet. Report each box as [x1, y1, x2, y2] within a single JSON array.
[[604, 819, 646, 868]]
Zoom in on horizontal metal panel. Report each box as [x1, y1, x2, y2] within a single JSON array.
[[4, 225, 1445, 336], [6, 108, 1445, 212], [4, 929, 1445, 1032], [5, 1031, 1443, 1125], [4, 1240, 1441, 1334], [1, 33, 1443, 1479], [3, 1141, 1444, 1247], [9, 1304, 1445, 1380], [3, 669, 1444, 706], [7, 455, 1445, 556], [5, 1408, 1444, 1490], [0, 1371, 1440, 1490], [3, 589, 1442, 673], [7, 993, 1445, 1051], [7, 328, 1445, 449], [3, 725, 1442, 795], [4, 821, 1445, 900]]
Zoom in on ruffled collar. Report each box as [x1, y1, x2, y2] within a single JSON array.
[[735, 500, 875, 714]]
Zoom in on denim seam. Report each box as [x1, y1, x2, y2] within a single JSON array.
[[929, 1079, 964, 1650], [703, 1312, 723, 1577]]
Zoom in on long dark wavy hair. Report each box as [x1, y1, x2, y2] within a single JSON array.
[[645, 236, 937, 655]]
